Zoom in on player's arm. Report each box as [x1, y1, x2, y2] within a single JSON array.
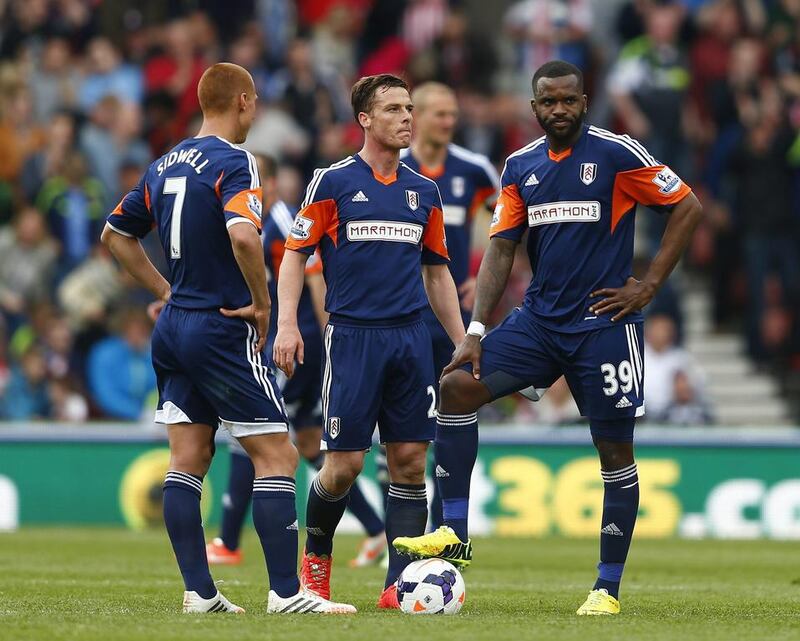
[[102, 176, 170, 321], [101, 225, 171, 316], [590, 165, 704, 321], [422, 263, 464, 346], [306, 271, 329, 332], [443, 165, 527, 380], [222, 222, 271, 352], [273, 248, 309, 377]]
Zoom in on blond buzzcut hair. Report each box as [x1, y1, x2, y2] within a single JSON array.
[[197, 63, 255, 116]]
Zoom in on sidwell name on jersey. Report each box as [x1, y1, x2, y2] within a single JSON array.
[[346, 220, 423, 244], [527, 201, 601, 227], [156, 148, 211, 175]]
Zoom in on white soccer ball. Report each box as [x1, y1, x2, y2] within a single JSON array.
[[395, 558, 466, 615]]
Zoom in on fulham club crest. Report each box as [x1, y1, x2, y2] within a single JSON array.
[[327, 417, 341, 439], [405, 190, 419, 210], [580, 163, 597, 185]]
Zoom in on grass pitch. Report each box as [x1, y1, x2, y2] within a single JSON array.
[[1, 528, 799, 641]]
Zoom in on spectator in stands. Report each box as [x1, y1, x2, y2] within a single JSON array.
[[36, 150, 106, 272], [0, 208, 58, 326], [57, 244, 123, 331], [21, 110, 77, 205], [0, 74, 46, 185], [79, 37, 143, 113], [0, 345, 50, 420], [659, 370, 714, 425], [644, 314, 709, 422], [48, 376, 89, 422], [86, 307, 155, 420], [29, 36, 80, 122]]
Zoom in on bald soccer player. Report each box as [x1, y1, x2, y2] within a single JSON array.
[[101, 62, 355, 615]]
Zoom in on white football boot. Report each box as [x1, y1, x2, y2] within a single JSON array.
[[182, 590, 245, 613], [267, 589, 357, 614]]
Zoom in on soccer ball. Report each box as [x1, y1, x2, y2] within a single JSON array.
[[395, 558, 466, 615]]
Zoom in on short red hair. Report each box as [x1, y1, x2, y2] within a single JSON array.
[[197, 63, 255, 116]]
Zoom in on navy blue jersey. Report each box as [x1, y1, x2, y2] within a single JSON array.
[[491, 125, 692, 333], [107, 135, 262, 310], [285, 154, 449, 321], [263, 199, 319, 336], [400, 144, 499, 287]]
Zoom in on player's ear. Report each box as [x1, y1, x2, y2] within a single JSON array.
[[583, 95, 588, 113], [357, 111, 370, 129], [529, 99, 536, 115]]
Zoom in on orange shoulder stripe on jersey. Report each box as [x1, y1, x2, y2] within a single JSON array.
[[489, 183, 527, 237], [285, 198, 339, 250], [144, 184, 151, 211], [469, 185, 498, 219], [224, 187, 263, 230], [215, 171, 224, 200], [611, 165, 692, 234], [423, 205, 449, 259], [111, 189, 151, 217]]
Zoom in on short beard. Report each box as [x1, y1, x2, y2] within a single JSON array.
[[537, 110, 586, 143]]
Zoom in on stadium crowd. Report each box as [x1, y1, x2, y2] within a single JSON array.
[[0, 0, 797, 424]]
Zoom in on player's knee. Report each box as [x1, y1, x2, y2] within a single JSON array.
[[321, 454, 363, 494], [387, 444, 427, 484], [439, 371, 482, 414], [594, 439, 634, 470]]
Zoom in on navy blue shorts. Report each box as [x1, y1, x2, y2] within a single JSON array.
[[321, 315, 437, 451], [272, 324, 323, 430], [152, 305, 288, 437], [467, 308, 644, 440]]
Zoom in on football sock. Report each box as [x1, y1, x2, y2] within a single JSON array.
[[252, 476, 301, 598], [375, 446, 390, 513], [304, 474, 349, 557], [594, 462, 639, 599], [435, 412, 479, 542], [219, 450, 254, 551], [162, 471, 216, 598], [385, 483, 428, 588], [428, 462, 444, 530], [308, 453, 383, 536]]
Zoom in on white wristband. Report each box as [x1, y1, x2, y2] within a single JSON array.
[[466, 321, 486, 338]]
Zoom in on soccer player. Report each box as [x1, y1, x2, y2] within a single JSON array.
[[101, 62, 355, 614], [399, 82, 499, 528], [393, 61, 703, 615], [207, 155, 387, 568], [273, 74, 465, 609]]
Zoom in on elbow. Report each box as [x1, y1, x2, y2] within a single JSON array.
[[229, 222, 260, 254], [100, 224, 114, 248]]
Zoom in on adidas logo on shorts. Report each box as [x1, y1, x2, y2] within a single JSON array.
[[615, 396, 632, 408], [352, 190, 369, 202]]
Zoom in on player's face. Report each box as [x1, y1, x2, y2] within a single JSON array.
[[235, 80, 258, 144], [363, 86, 414, 150], [531, 75, 587, 144], [417, 92, 458, 146]]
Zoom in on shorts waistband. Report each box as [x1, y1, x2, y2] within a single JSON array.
[[328, 311, 421, 328]]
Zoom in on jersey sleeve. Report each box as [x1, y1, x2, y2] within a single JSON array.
[[285, 170, 340, 255], [468, 160, 501, 218], [107, 174, 153, 239], [489, 159, 527, 242], [220, 152, 262, 231], [422, 187, 449, 265]]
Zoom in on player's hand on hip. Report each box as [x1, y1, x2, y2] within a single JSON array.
[[589, 277, 656, 322], [457, 277, 477, 312], [273, 325, 304, 378], [220, 304, 271, 352], [147, 299, 167, 322], [442, 334, 482, 380]]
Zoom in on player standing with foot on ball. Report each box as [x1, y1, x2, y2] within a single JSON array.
[[102, 62, 355, 615], [273, 74, 465, 609], [393, 60, 703, 615]]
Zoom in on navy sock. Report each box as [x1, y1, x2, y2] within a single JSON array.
[[375, 446, 390, 514], [252, 476, 301, 598], [428, 459, 444, 530], [163, 471, 216, 598], [594, 462, 639, 599], [384, 483, 428, 588], [219, 450, 254, 551], [347, 480, 385, 537], [304, 475, 349, 557], [435, 412, 478, 541]]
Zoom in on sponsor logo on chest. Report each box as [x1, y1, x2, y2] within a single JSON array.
[[346, 220, 423, 244], [527, 201, 601, 227]]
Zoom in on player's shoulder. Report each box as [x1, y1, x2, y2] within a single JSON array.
[[400, 160, 443, 201], [302, 156, 358, 205], [447, 143, 494, 173], [585, 125, 658, 169], [501, 135, 548, 176], [266, 200, 296, 240]]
